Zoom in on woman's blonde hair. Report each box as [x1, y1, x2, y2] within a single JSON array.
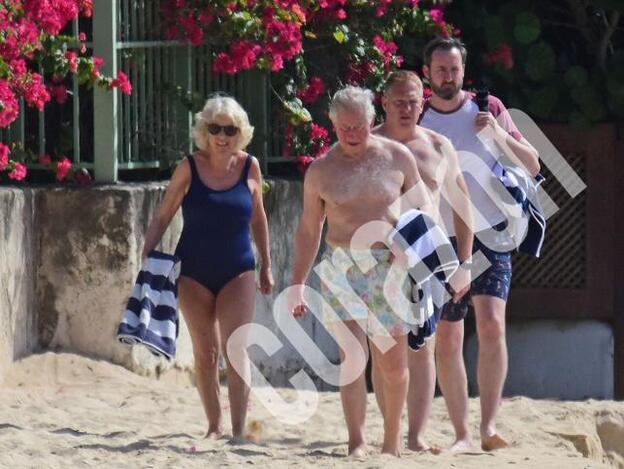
[[192, 95, 254, 152]]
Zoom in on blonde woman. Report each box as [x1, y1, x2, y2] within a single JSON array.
[[142, 95, 273, 441]]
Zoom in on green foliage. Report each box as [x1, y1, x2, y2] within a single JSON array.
[[446, 0, 624, 125], [513, 12, 540, 45], [524, 42, 556, 82]]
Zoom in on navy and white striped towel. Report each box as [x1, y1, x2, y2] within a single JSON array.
[[117, 251, 181, 360], [495, 163, 546, 257], [392, 209, 460, 286], [390, 209, 459, 351]]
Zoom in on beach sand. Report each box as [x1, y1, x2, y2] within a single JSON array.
[[1, 352, 623, 468]]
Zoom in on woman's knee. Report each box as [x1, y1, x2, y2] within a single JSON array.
[[194, 345, 220, 370]]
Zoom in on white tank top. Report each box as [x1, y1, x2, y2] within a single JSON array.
[[419, 93, 523, 236]]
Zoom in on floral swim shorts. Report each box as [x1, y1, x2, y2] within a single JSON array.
[[316, 246, 412, 337]]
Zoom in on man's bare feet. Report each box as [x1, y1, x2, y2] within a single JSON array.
[[348, 442, 367, 459], [381, 436, 402, 457], [449, 437, 475, 453], [228, 435, 251, 445], [407, 439, 443, 455], [407, 435, 427, 451], [205, 427, 223, 440], [481, 433, 509, 451]]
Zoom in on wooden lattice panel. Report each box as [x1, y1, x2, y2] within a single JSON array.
[[511, 151, 586, 289]]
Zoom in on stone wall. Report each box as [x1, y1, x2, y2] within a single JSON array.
[[0, 182, 615, 398], [466, 320, 614, 399], [0, 188, 38, 379], [0, 181, 338, 387], [35, 184, 192, 377]]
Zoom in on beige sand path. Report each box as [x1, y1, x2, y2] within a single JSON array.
[[0, 353, 622, 468]]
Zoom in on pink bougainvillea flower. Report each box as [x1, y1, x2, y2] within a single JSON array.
[[9, 59, 28, 77], [79, 0, 93, 17], [65, 50, 78, 73], [213, 52, 238, 74], [0, 80, 20, 127], [18, 73, 50, 110], [8, 162, 27, 181], [429, 8, 444, 24], [230, 41, 262, 70], [298, 76, 326, 104], [38, 154, 52, 165], [310, 122, 329, 142], [111, 71, 132, 95], [56, 157, 72, 181], [0, 143, 10, 171], [49, 84, 68, 104], [334, 8, 346, 19], [296, 155, 314, 173]]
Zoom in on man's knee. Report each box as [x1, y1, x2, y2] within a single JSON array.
[[380, 362, 409, 385], [436, 322, 464, 356], [476, 309, 506, 344], [408, 342, 435, 368]]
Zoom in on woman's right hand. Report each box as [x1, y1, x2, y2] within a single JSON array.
[[259, 265, 274, 295]]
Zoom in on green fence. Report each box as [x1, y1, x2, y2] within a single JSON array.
[[95, 0, 279, 181], [0, 19, 85, 168], [2, 1, 282, 182]]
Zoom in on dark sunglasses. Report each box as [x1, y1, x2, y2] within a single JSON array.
[[207, 123, 239, 137]]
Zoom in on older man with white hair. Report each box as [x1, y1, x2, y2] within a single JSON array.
[[289, 86, 433, 457]]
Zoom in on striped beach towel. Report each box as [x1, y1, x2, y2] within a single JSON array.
[[390, 209, 459, 350], [393, 209, 460, 285], [117, 251, 181, 360], [495, 164, 546, 257]]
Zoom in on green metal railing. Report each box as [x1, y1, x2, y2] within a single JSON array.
[[0, 19, 85, 168], [2, 0, 279, 182], [96, 0, 275, 181]]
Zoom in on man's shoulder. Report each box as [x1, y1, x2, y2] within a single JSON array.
[[486, 94, 510, 117], [371, 123, 384, 135], [405, 127, 451, 152], [418, 126, 448, 144], [371, 134, 411, 156], [466, 92, 509, 116], [308, 151, 333, 172], [309, 144, 347, 172]]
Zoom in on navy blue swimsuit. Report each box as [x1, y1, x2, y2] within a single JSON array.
[[175, 154, 255, 295]]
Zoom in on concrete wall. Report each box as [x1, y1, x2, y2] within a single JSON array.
[[0, 181, 338, 387], [0, 183, 616, 398], [465, 320, 614, 399], [0, 188, 38, 379], [251, 179, 339, 390], [35, 184, 193, 377]]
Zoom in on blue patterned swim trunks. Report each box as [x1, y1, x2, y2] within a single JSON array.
[[440, 236, 512, 322]]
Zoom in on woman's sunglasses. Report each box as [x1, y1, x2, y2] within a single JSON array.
[[207, 123, 239, 137]]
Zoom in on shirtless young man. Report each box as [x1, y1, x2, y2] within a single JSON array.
[[372, 70, 474, 452], [289, 86, 433, 457]]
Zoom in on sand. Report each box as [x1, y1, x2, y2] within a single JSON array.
[[0, 352, 623, 468]]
